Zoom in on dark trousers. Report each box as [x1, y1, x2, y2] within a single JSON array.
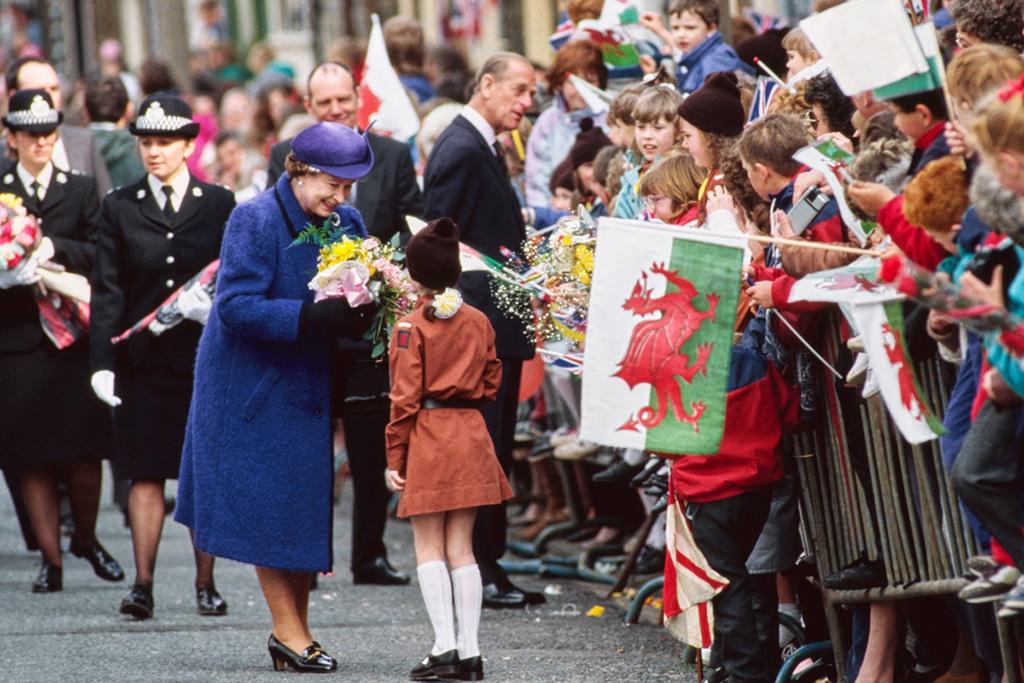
[[474, 357, 522, 577], [689, 488, 775, 683], [342, 411, 391, 572], [952, 401, 1024, 568]]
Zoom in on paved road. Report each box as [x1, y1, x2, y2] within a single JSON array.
[[0, 473, 694, 682]]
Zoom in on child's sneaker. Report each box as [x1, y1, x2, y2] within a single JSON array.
[[1000, 576, 1024, 611], [549, 428, 577, 448], [553, 439, 599, 461], [957, 565, 1020, 603], [965, 554, 1000, 578]]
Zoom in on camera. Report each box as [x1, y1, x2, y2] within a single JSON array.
[[786, 187, 831, 236]]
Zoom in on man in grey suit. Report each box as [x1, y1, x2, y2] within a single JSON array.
[[6, 56, 113, 197]]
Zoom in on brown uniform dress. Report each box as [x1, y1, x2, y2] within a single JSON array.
[[385, 298, 514, 518]]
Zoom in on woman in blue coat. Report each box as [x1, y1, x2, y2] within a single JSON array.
[[175, 122, 375, 673]]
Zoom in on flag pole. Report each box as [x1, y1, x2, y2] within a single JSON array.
[[753, 57, 793, 92], [670, 226, 883, 256]]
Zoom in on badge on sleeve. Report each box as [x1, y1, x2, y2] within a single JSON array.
[[396, 329, 411, 349]]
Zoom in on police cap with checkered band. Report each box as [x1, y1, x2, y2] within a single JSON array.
[[129, 95, 200, 138], [3, 89, 63, 134]]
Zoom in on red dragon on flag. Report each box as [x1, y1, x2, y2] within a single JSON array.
[[615, 263, 719, 433]]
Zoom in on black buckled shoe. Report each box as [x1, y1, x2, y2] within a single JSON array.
[[120, 583, 154, 620], [31, 563, 62, 593], [70, 539, 125, 582], [196, 584, 228, 616], [267, 634, 338, 673], [456, 655, 484, 681], [409, 649, 459, 680], [353, 556, 411, 586], [634, 545, 665, 575]]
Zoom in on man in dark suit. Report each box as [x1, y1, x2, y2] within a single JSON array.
[[267, 62, 423, 587], [422, 52, 544, 609], [265, 62, 423, 243], [6, 57, 113, 196]]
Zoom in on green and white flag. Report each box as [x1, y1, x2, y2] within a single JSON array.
[[580, 218, 744, 455], [791, 140, 877, 245], [851, 301, 944, 443], [788, 258, 899, 304]]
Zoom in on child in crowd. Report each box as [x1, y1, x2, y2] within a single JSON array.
[[676, 72, 747, 222], [637, 153, 703, 225], [612, 83, 683, 219], [386, 217, 513, 683], [640, 0, 752, 94], [803, 72, 857, 142], [568, 118, 613, 218], [382, 16, 436, 105], [781, 28, 823, 84]]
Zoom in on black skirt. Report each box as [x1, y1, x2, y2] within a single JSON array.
[[113, 369, 193, 480], [0, 340, 110, 466]]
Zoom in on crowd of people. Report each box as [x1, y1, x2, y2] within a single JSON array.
[[1, 0, 1024, 681]]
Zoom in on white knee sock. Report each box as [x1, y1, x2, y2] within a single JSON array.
[[417, 561, 457, 655], [451, 563, 483, 659]]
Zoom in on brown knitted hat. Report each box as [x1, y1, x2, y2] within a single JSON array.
[[677, 72, 746, 137], [407, 217, 462, 290], [569, 118, 613, 169], [549, 157, 575, 195]]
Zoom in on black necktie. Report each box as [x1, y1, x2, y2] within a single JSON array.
[[493, 141, 508, 176], [25, 180, 39, 211], [162, 185, 176, 223]]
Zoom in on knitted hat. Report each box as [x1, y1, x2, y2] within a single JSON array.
[[549, 157, 575, 195], [569, 118, 613, 170], [3, 90, 62, 133], [676, 72, 745, 137], [735, 29, 789, 85], [130, 95, 199, 138], [407, 217, 462, 290]]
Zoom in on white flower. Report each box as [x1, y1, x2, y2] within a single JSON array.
[[137, 189, 146, 199], [192, 187, 203, 197], [432, 288, 463, 319]]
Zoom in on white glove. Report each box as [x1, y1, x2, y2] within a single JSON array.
[[178, 286, 212, 325], [90, 370, 122, 407], [0, 254, 41, 289]]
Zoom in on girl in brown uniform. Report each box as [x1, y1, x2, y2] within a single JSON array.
[[386, 217, 513, 682]]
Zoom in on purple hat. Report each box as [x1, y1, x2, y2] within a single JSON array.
[[291, 122, 374, 180]]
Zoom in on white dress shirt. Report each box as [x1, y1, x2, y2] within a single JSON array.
[[461, 105, 498, 154], [148, 170, 190, 212], [16, 162, 54, 201]]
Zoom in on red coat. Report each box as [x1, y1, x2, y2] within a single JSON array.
[[385, 298, 513, 517]]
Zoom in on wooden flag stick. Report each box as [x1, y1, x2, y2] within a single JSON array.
[[753, 57, 794, 92], [746, 232, 882, 256]]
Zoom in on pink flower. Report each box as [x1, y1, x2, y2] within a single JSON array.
[[363, 237, 381, 251]]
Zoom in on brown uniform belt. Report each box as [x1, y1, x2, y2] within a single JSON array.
[[421, 398, 487, 410]]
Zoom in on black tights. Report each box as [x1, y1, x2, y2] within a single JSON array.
[[20, 461, 102, 566]]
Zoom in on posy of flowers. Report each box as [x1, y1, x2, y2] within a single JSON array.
[[302, 226, 416, 358], [0, 193, 40, 270]]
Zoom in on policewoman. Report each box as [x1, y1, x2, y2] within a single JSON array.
[[0, 89, 124, 593], [175, 122, 375, 673], [89, 95, 235, 620]]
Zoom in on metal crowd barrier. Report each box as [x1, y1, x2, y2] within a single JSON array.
[[792, 320, 981, 680]]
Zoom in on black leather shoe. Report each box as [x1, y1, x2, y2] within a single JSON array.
[[456, 655, 484, 681], [353, 556, 411, 586], [196, 585, 228, 616], [31, 563, 62, 593], [630, 457, 662, 488], [120, 583, 154, 620], [267, 634, 338, 673], [634, 545, 665, 575], [592, 459, 645, 484], [409, 649, 459, 680], [824, 557, 887, 590], [507, 580, 545, 606], [482, 582, 527, 609], [70, 539, 125, 582]]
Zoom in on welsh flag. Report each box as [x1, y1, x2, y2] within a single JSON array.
[[575, 19, 641, 70], [664, 494, 727, 647], [851, 301, 944, 443], [580, 218, 744, 455], [357, 14, 420, 142], [599, 0, 640, 26], [787, 258, 898, 305], [791, 140, 876, 245]]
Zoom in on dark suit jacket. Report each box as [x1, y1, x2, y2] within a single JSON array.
[[0, 163, 100, 353], [422, 115, 532, 359], [90, 176, 235, 375], [267, 132, 423, 243]]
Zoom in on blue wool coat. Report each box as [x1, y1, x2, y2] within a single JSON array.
[[175, 174, 365, 573]]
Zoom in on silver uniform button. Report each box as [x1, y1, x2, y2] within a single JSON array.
[[166, 279, 174, 288], [166, 255, 175, 264], [166, 232, 174, 239]]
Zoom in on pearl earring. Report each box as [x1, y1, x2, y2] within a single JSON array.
[[297, 180, 304, 186]]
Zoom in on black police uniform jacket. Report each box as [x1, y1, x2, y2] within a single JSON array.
[[0, 163, 105, 465], [90, 175, 236, 376]]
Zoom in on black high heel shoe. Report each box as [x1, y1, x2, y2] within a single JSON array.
[[267, 634, 338, 673], [457, 656, 484, 681], [31, 563, 62, 593], [409, 649, 459, 680]]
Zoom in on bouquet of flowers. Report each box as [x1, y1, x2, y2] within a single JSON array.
[[0, 193, 40, 270], [492, 209, 596, 351], [878, 253, 1024, 357], [307, 234, 416, 357]]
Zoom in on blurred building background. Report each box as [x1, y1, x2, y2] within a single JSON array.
[[1, 0, 812, 88]]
